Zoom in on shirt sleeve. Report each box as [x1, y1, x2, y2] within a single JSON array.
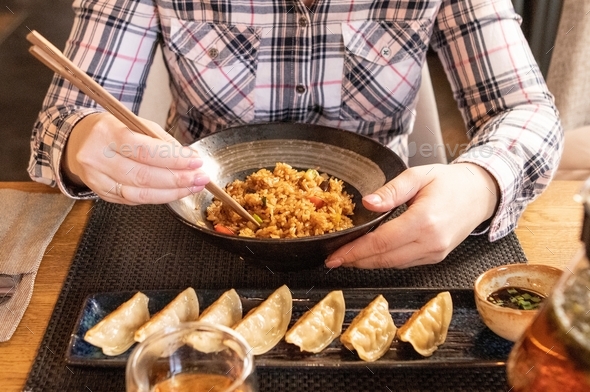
[[430, 0, 564, 241], [28, 0, 161, 198]]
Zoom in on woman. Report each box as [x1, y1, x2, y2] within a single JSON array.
[[29, 0, 562, 269]]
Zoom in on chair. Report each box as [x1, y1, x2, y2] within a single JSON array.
[[139, 48, 448, 167], [407, 62, 447, 166], [546, 0, 590, 180], [138, 46, 172, 128]]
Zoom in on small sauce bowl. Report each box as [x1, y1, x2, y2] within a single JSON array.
[[474, 263, 563, 342]]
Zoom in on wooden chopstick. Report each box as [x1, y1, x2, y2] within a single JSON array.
[[27, 30, 260, 227], [28, 46, 145, 135]]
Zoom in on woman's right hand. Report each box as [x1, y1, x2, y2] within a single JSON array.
[[62, 112, 210, 204]]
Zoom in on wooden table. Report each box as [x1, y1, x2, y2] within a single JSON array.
[[0, 180, 584, 391]]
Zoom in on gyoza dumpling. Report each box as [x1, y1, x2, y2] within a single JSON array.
[[397, 291, 453, 357], [285, 290, 345, 353], [84, 291, 149, 356], [198, 288, 242, 327], [185, 289, 243, 353], [134, 288, 200, 343], [340, 294, 396, 362], [233, 285, 292, 355]]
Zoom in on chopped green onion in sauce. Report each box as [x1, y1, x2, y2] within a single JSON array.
[[487, 286, 545, 310], [261, 196, 267, 207]]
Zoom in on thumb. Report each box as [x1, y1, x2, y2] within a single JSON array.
[[362, 165, 437, 212]]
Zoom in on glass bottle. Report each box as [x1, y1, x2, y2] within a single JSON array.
[[506, 179, 590, 391]]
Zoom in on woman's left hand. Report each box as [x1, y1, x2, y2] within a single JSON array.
[[325, 163, 500, 269]]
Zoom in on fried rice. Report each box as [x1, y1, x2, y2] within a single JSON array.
[[206, 163, 355, 238]]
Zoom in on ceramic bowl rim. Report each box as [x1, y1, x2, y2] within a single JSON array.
[[166, 125, 406, 243]]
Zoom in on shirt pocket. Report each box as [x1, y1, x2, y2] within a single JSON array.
[[165, 18, 261, 124], [340, 20, 428, 122]]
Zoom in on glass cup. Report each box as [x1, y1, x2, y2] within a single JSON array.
[[506, 178, 590, 391], [126, 322, 258, 392]]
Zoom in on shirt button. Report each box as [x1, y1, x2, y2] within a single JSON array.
[[298, 17, 308, 27], [296, 84, 306, 94], [207, 48, 219, 59], [381, 46, 391, 58]]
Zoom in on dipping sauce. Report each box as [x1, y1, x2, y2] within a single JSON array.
[[153, 373, 243, 392], [487, 287, 545, 310]]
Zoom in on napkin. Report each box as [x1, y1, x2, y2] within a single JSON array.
[[0, 189, 74, 342]]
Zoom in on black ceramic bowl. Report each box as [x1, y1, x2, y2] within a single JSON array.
[[166, 123, 407, 271]]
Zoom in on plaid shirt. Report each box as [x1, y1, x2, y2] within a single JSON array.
[[29, 0, 562, 241]]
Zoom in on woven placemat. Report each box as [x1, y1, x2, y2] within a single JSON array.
[[25, 201, 526, 391]]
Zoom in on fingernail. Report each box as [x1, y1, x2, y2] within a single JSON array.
[[188, 158, 203, 169], [193, 175, 210, 186], [325, 258, 343, 268], [363, 194, 382, 205]]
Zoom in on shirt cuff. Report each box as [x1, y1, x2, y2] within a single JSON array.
[[453, 145, 521, 242], [52, 109, 103, 199]]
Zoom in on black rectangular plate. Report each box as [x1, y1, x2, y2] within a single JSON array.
[[66, 288, 512, 368]]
